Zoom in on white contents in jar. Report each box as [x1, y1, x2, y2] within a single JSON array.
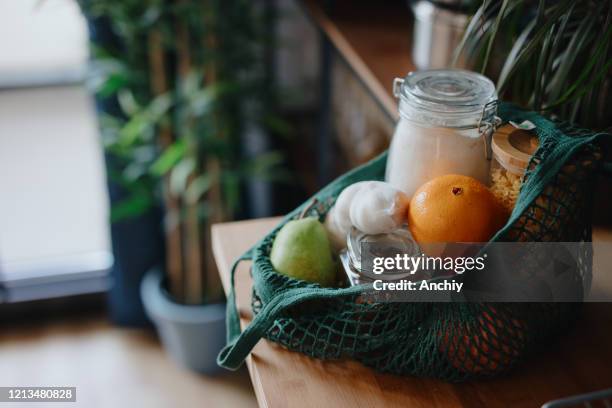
[[385, 120, 490, 197]]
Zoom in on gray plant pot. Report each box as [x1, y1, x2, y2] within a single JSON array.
[[141, 268, 226, 374]]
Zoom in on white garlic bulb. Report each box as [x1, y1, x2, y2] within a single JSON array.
[[324, 181, 410, 249], [324, 181, 370, 250], [349, 181, 410, 235]]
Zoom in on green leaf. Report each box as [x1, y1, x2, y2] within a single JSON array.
[[140, 4, 162, 26], [542, 3, 574, 83], [546, 5, 599, 101], [452, 2, 485, 66], [131, 145, 158, 163], [188, 88, 216, 116], [149, 93, 173, 118], [533, 21, 555, 110], [497, 0, 573, 93], [92, 74, 128, 98], [169, 157, 196, 196], [543, 58, 612, 110], [118, 89, 140, 116], [181, 70, 203, 97], [150, 140, 187, 176], [481, 0, 510, 73], [496, 17, 537, 92], [544, 22, 612, 108], [110, 193, 153, 223], [87, 58, 129, 97], [118, 115, 150, 147], [123, 161, 148, 182], [185, 173, 213, 204]]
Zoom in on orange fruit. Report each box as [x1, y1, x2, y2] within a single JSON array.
[[408, 174, 508, 244]]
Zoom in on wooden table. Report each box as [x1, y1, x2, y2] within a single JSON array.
[[212, 217, 612, 408]]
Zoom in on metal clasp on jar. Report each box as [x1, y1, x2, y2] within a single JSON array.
[[393, 77, 405, 98], [478, 99, 502, 160]]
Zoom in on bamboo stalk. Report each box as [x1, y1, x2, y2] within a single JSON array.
[[176, 9, 205, 305], [202, 0, 224, 302], [148, 28, 185, 302]]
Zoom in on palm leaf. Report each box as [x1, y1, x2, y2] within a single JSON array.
[[533, 2, 576, 110], [546, 24, 612, 108], [452, 2, 486, 67], [457, 0, 611, 128], [547, 2, 606, 102], [480, 0, 510, 73], [497, 0, 574, 93]]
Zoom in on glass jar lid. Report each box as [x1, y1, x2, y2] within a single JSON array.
[[393, 69, 497, 128]]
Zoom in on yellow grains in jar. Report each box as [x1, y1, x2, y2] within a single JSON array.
[[490, 164, 522, 212], [490, 125, 538, 212]]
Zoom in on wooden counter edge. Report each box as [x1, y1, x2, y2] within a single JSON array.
[[211, 217, 281, 408]]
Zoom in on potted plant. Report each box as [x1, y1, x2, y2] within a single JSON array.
[[79, 0, 282, 373], [454, 0, 611, 223], [454, 0, 611, 130]]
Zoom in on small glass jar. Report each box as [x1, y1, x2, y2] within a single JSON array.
[[385, 69, 498, 197], [340, 227, 430, 286], [490, 124, 538, 212]]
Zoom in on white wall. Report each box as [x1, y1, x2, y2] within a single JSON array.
[[0, 0, 88, 86], [0, 0, 110, 283]]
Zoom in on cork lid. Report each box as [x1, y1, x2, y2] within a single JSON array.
[[491, 124, 539, 175]]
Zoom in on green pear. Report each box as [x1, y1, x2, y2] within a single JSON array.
[[270, 217, 336, 287]]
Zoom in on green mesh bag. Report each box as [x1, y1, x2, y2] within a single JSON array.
[[217, 103, 610, 382]]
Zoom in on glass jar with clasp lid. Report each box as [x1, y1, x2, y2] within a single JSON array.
[[385, 69, 500, 197]]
